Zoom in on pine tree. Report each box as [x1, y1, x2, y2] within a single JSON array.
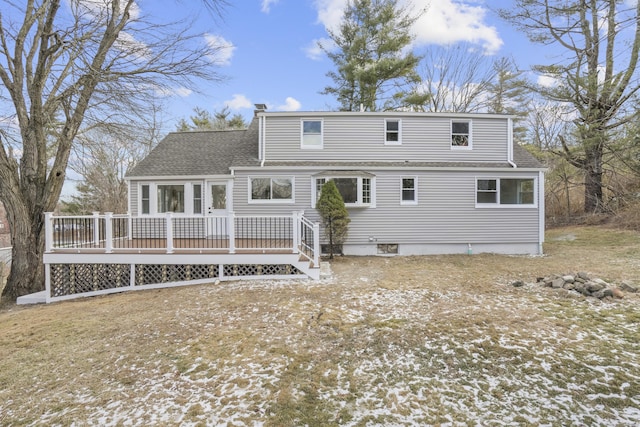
[[316, 180, 350, 259], [320, 0, 427, 111]]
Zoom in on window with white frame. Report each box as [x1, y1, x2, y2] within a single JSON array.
[[157, 185, 185, 213], [193, 184, 202, 214], [315, 176, 372, 207], [250, 177, 293, 202], [141, 184, 150, 214], [401, 177, 417, 204], [451, 120, 471, 148], [385, 119, 401, 144], [139, 182, 202, 215], [476, 178, 535, 206], [301, 119, 323, 149]]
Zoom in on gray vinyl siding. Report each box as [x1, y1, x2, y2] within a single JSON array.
[[232, 169, 540, 246], [263, 115, 508, 163], [130, 183, 139, 215]]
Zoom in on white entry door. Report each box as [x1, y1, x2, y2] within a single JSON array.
[[207, 182, 228, 215], [206, 182, 228, 237]]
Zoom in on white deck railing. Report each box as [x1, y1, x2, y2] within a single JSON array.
[[45, 211, 320, 268]]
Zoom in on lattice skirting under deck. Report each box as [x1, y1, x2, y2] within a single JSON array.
[[49, 263, 304, 299]]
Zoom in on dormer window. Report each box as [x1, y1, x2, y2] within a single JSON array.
[[451, 120, 472, 149], [301, 119, 323, 149], [385, 119, 401, 145]]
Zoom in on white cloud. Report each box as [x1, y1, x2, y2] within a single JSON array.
[[537, 74, 557, 88], [261, 0, 280, 13], [304, 37, 333, 60], [225, 94, 253, 110], [277, 97, 302, 111], [312, 0, 503, 55], [115, 31, 152, 60], [204, 34, 236, 66], [67, 0, 140, 20], [412, 0, 503, 55]]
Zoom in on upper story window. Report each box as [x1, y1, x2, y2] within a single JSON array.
[[301, 119, 323, 149], [401, 177, 417, 204], [250, 177, 294, 203], [385, 119, 401, 145], [314, 176, 373, 207], [476, 178, 536, 207], [451, 120, 472, 149]]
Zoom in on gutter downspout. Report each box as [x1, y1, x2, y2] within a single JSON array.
[[507, 118, 517, 168]]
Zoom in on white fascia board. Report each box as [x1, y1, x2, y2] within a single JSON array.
[[231, 165, 546, 173], [255, 111, 516, 120], [125, 174, 233, 181]]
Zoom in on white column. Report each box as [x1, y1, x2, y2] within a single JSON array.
[[228, 211, 236, 254], [92, 212, 100, 247], [166, 212, 174, 253], [313, 221, 321, 267], [104, 212, 113, 253], [44, 212, 54, 252]]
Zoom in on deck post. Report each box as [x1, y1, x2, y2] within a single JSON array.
[[92, 212, 100, 247], [292, 211, 301, 254], [104, 212, 113, 253], [44, 212, 54, 252], [228, 211, 236, 254], [166, 212, 174, 253], [313, 221, 320, 267], [127, 213, 133, 241]]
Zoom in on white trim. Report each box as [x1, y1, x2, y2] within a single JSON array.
[[507, 118, 517, 168], [255, 111, 516, 119], [232, 165, 545, 172], [248, 176, 295, 204], [138, 181, 206, 216], [451, 119, 473, 150], [312, 175, 374, 208], [300, 118, 324, 150], [475, 176, 538, 208], [384, 118, 402, 145], [400, 176, 418, 205], [126, 174, 231, 181]]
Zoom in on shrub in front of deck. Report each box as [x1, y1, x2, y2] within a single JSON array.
[[316, 180, 350, 259]]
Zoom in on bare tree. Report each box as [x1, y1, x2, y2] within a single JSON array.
[[417, 43, 496, 113], [0, 0, 227, 300], [499, 0, 640, 213]]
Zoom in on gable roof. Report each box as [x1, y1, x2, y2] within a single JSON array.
[[513, 144, 544, 169], [126, 119, 259, 178]]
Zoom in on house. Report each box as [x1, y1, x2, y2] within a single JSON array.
[[126, 106, 545, 256], [35, 106, 545, 304]]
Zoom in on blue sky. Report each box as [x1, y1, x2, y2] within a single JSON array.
[[148, 0, 539, 131]]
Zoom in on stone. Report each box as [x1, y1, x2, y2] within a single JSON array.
[[587, 282, 606, 293], [593, 278, 608, 286], [562, 275, 575, 283], [512, 280, 524, 288], [577, 271, 591, 281], [612, 288, 624, 299], [592, 291, 605, 299], [573, 283, 585, 293], [575, 277, 586, 284], [602, 288, 614, 298], [551, 278, 565, 289], [619, 281, 638, 293], [563, 282, 575, 290]]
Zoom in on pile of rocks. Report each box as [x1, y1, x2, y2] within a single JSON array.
[[512, 272, 638, 300]]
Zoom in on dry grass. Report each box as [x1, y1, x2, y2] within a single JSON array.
[[1, 225, 639, 425]]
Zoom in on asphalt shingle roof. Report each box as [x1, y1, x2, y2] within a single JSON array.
[[513, 144, 544, 168], [126, 119, 259, 177]]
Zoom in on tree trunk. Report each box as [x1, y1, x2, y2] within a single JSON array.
[[583, 130, 605, 214], [1, 205, 46, 299]]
